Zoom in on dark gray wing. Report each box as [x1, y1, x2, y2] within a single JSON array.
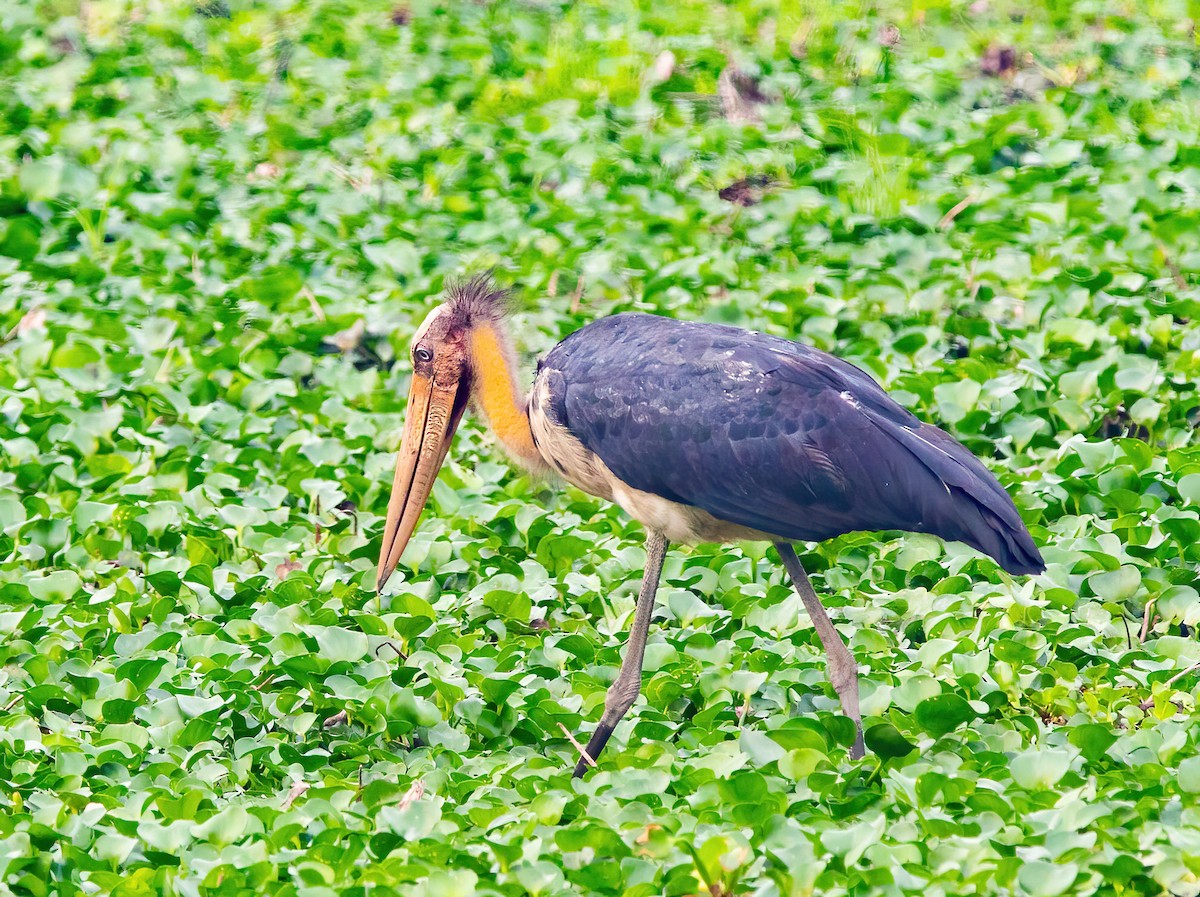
[[539, 313, 1043, 575]]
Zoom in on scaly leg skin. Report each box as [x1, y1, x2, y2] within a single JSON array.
[[776, 542, 865, 760], [573, 530, 670, 777]]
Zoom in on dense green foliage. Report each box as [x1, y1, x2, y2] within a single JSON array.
[[2, 0, 1200, 894]]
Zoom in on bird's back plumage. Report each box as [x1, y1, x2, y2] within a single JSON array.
[[536, 313, 1044, 575]]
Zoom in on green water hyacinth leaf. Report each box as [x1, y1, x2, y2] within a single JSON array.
[[314, 626, 369, 665], [379, 800, 442, 840], [913, 693, 976, 738], [27, 570, 80, 601], [1011, 749, 1072, 789], [865, 722, 916, 759], [1067, 723, 1117, 761], [1179, 473, 1200, 506], [192, 806, 251, 847], [1018, 861, 1079, 897], [1089, 565, 1141, 601], [1178, 757, 1200, 794]]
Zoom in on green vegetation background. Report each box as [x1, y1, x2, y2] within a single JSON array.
[[2, 0, 1200, 894]]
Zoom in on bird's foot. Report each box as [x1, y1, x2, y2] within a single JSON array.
[[850, 726, 865, 761]]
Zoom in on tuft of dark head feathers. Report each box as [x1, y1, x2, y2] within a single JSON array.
[[444, 273, 514, 329]]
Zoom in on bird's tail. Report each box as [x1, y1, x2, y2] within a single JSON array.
[[887, 422, 1045, 576]]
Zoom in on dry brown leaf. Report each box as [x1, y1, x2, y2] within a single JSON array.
[[719, 175, 774, 207], [981, 45, 1017, 78], [718, 66, 769, 123], [635, 824, 661, 844], [647, 50, 676, 83], [18, 308, 47, 335], [326, 319, 366, 353], [281, 780, 310, 810], [399, 779, 425, 809], [275, 560, 303, 579]]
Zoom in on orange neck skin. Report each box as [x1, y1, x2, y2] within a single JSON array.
[[469, 323, 544, 470]]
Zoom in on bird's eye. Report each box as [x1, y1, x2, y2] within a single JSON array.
[[414, 347, 433, 364]]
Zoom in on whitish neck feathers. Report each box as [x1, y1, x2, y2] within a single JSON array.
[[469, 322, 543, 469]]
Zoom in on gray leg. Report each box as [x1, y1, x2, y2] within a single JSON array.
[[776, 542, 865, 760], [573, 529, 669, 777]]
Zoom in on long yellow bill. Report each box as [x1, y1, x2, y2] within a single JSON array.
[[376, 372, 467, 590]]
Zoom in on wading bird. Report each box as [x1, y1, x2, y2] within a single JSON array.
[[376, 275, 1044, 775]]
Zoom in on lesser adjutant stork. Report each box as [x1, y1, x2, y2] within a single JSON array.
[[376, 275, 1044, 775]]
